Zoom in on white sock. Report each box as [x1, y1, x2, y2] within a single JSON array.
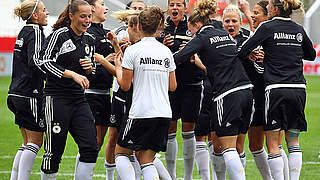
[[212, 153, 226, 180], [279, 146, 289, 180], [105, 161, 116, 180], [74, 162, 96, 180], [18, 143, 39, 180], [195, 141, 210, 180], [141, 163, 159, 180], [268, 154, 284, 180], [251, 148, 272, 180], [115, 154, 135, 180], [208, 142, 218, 180], [153, 157, 171, 180], [239, 151, 246, 168], [222, 148, 245, 180], [182, 131, 196, 180], [10, 144, 25, 180], [41, 171, 58, 180], [130, 154, 142, 180], [165, 133, 177, 180], [73, 152, 80, 180], [288, 146, 302, 180]]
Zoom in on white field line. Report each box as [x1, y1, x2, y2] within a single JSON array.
[[0, 155, 319, 179], [1, 155, 320, 165], [0, 171, 199, 179]]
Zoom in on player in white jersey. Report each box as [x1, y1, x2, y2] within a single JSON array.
[[113, 6, 177, 180]]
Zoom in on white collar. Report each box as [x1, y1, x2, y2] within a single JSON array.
[[272, 16, 291, 21]]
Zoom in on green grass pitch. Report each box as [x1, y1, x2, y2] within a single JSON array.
[[0, 76, 319, 179]]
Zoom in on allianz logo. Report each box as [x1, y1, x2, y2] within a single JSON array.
[[273, 32, 303, 42], [210, 35, 231, 44], [140, 57, 163, 65], [140, 57, 171, 68]]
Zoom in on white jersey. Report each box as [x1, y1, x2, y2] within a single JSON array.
[[122, 37, 176, 119], [112, 25, 129, 92]]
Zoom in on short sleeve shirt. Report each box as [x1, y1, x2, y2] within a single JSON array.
[[122, 37, 176, 119]]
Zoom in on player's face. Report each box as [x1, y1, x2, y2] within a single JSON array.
[[130, 2, 146, 10], [70, 5, 92, 36], [35, 1, 49, 26], [168, 0, 186, 24], [223, 11, 241, 38], [252, 4, 268, 29], [93, 0, 108, 23]]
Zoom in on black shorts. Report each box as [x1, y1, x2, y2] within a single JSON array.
[[250, 87, 265, 127], [110, 90, 131, 132], [7, 95, 45, 132], [264, 88, 306, 131], [211, 88, 253, 137], [117, 118, 170, 152], [195, 89, 213, 136], [170, 85, 203, 122], [85, 93, 111, 126]]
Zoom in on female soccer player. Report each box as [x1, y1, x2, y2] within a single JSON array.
[[160, 1, 204, 179], [113, 6, 177, 180], [238, 0, 316, 179], [71, 0, 121, 179], [39, 0, 99, 179], [8, 0, 48, 179], [174, 0, 254, 179], [223, 4, 273, 179]]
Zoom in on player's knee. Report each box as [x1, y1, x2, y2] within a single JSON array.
[[249, 143, 264, 152]]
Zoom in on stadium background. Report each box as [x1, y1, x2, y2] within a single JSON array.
[[0, 0, 319, 179]]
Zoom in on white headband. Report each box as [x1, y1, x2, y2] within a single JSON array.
[[27, 0, 39, 20]]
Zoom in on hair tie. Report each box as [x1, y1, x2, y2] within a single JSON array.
[[257, 1, 268, 15], [27, 0, 39, 20]]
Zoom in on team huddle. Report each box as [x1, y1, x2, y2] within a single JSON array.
[[7, 0, 316, 180]]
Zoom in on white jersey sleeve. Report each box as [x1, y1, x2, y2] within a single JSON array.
[[122, 46, 134, 70], [168, 51, 176, 72]]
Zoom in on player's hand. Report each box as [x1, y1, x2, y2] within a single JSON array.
[[106, 53, 117, 62], [163, 34, 174, 46], [190, 55, 195, 63], [72, 73, 90, 89], [93, 53, 104, 63], [179, 43, 186, 50], [121, 42, 131, 52], [79, 57, 93, 74], [249, 48, 264, 62], [119, 37, 129, 44], [106, 32, 119, 47], [115, 51, 123, 68], [238, 0, 250, 14]]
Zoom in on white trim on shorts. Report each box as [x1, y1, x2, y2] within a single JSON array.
[[122, 118, 133, 140], [213, 84, 253, 102], [265, 84, 306, 91], [85, 88, 110, 95], [216, 98, 224, 127], [30, 98, 38, 123]]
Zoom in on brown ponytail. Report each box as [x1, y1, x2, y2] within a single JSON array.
[[273, 0, 304, 17], [52, 0, 90, 31], [189, 0, 217, 25], [138, 6, 165, 35], [52, 4, 71, 31], [14, 0, 38, 21]]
